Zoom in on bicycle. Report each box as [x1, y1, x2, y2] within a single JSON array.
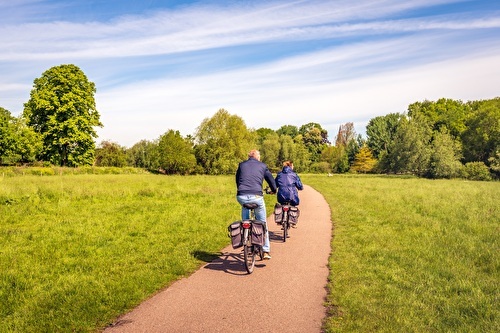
[[280, 202, 292, 242], [275, 201, 299, 242], [240, 202, 264, 274]]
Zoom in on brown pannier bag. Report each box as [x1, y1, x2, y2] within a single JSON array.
[[250, 220, 266, 246], [288, 206, 300, 224], [273, 203, 283, 224], [227, 221, 243, 249]]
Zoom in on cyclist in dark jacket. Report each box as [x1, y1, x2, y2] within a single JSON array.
[[236, 149, 277, 260], [275, 160, 303, 206]]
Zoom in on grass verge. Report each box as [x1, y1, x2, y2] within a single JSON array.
[[0, 174, 249, 332], [302, 174, 499, 333]]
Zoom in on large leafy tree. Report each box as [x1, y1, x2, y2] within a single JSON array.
[[328, 122, 360, 172], [300, 122, 329, 143], [351, 145, 377, 173], [156, 130, 196, 175], [299, 122, 329, 162], [0, 107, 41, 164], [126, 139, 159, 169], [335, 122, 356, 147], [255, 127, 276, 146], [366, 113, 403, 158], [259, 131, 280, 170], [385, 114, 433, 176], [194, 109, 255, 174], [320, 145, 349, 173], [429, 128, 462, 178], [278, 134, 294, 164], [407, 98, 469, 138], [488, 150, 500, 178], [277, 125, 299, 138], [462, 98, 500, 165], [23, 64, 102, 166], [275, 134, 310, 172], [335, 122, 362, 166], [95, 140, 127, 167], [0, 107, 16, 162], [11, 117, 42, 164], [292, 135, 311, 172]]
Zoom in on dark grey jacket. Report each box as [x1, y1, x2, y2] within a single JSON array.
[[236, 157, 277, 195]]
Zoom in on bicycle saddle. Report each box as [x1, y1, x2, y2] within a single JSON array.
[[243, 203, 259, 210]]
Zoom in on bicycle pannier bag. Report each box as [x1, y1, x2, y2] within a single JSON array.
[[289, 206, 300, 224], [274, 203, 283, 224], [251, 220, 266, 246], [228, 221, 243, 249]]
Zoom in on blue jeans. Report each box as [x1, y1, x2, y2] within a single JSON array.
[[236, 194, 270, 253]]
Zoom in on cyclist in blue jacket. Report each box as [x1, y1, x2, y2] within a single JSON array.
[[236, 149, 277, 260], [275, 160, 303, 206]]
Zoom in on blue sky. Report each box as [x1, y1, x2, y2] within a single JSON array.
[[1, 0, 499, 147]]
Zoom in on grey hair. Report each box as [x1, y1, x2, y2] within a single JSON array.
[[248, 149, 260, 159]]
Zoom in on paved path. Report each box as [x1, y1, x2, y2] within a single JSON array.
[[104, 185, 332, 333]]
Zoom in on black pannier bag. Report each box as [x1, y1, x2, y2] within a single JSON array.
[[273, 203, 283, 224], [288, 206, 300, 224], [228, 221, 243, 249], [251, 220, 266, 246]]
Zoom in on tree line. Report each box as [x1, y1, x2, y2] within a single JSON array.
[[1, 64, 498, 180]]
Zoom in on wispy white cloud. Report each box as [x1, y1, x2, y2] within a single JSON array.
[[1, 0, 498, 60], [1, 0, 499, 146], [95, 35, 500, 145]]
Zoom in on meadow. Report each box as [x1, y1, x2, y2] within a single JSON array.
[[0, 173, 250, 332], [0, 172, 498, 332], [302, 174, 499, 333]]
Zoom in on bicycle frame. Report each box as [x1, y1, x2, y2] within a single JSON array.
[[278, 202, 294, 242], [241, 203, 263, 274]]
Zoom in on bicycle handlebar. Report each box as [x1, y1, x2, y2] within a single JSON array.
[[264, 186, 275, 194]]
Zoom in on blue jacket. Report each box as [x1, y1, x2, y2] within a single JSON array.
[[236, 157, 277, 196], [275, 166, 303, 206]]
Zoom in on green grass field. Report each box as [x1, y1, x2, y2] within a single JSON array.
[[0, 174, 252, 332], [302, 174, 499, 333], [1, 172, 498, 332]]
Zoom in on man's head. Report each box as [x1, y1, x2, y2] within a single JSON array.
[[248, 149, 261, 161], [283, 160, 294, 169]]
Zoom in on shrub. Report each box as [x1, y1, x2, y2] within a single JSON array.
[[309, 162, 331, 173], [460, 162, 492, 181]]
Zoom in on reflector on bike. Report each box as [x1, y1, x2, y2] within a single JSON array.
[[242, 221, 251, 229]]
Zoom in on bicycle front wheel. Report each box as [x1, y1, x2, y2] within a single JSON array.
[[243, 229, 256, 274]]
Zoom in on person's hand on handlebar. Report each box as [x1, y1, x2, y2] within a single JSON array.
[[264, 187, 275, 194]]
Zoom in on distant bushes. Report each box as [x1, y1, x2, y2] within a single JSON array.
[[460, 162, 492, 181], [0, 166, 149, 177]]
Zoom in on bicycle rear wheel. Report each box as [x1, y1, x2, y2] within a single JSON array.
[[282, 211, 288, 242], [243, 229, 256, 274]]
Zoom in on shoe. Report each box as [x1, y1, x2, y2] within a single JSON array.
[[291, 224, 297, 229], [263, 252, 271, 260]]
